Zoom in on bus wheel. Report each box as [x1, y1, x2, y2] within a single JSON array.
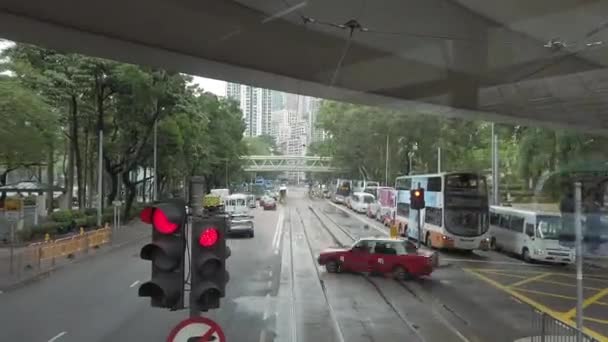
[[522, 248, 532, 263], [490, 237, 497, 250]]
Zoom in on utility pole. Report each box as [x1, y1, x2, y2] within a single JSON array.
[[491, 124, 499, 205], [385, 135, 389, 186], [574, 181, 584, 338], [97, 128, 103, 226], [153, 119, 158, 201], [437, 147, 441, 173]]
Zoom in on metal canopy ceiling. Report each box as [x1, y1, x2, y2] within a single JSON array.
[[1, 0, 608, 131]]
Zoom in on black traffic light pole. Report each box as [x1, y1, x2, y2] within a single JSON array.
[[188, 176, 206, 318]]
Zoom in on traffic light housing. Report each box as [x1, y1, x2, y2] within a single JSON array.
[[410, 188, 425, 210], [138, 199, 187, 310], [190, 214, 230, 312]]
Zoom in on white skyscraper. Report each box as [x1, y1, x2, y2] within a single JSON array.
[[226, 83, 272, 137]]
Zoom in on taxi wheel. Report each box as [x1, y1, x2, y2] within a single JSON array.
[[425, 232, 431, 247], [392, 266, 411, 280], [326, 260, 340, 273]]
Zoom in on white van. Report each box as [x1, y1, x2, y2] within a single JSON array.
[[225, 193, 249, 216], [350, 192, 376, 214], [489, 206, 574, 264]]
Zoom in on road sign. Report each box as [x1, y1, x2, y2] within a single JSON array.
[[4, 197, 23, 222], [167, 317, 225, 342]]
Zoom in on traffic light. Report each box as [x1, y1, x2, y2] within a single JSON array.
[[410, 188, 425, 210], [138, 199, 187, 310], [190, 214, 230, 312]]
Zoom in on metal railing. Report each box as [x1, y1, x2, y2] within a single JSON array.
[[530, 309, 599, 342]]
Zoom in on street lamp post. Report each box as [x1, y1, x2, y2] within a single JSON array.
[[385, 135, 389, 186]]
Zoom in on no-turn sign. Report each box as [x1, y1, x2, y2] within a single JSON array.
[[167, 317, 226, 342]]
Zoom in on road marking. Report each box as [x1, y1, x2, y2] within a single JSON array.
[[263, 293, 271, 320], [259, 329, 267, 342], [48, 331, 67, 342], [269, 270, 273, 277], [129, 280, 140, 288], [510, 297, 523, 305], [563, 287, 608, 319], [272, 211, 284, 253], [267, 280, 272, 289], [465, 268, 607, 341], [584, 317, 608, 325], [441, 258, 539, 266], [484, 270, 603, 290], [508, 272, 552, 288]]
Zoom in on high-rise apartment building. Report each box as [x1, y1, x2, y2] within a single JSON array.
[[226, 83, 272, 137]]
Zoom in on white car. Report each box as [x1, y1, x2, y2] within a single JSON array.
[[350, 192, 376, 214]]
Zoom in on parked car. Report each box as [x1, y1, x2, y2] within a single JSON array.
[[263, 197, 277, 210], [229, 216, 255, 238], [317, 237, 436, 279], [350, 192, 375, 214]]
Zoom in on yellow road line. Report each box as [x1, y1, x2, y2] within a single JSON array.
[[512, 288, 608, 306], [585, 317, 608, 325], [466, 268, 608, 342], [464, 268, 563, 316], [473, 268, 608, 281], [508, 272, 552, 288], [563, 288, 608, 319], [483, 270, 528, 279], [485, 270, 603, 291]]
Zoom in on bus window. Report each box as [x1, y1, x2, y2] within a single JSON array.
[[425, 207, 442, 226], [490, 213, 499, 225], [397, 203, 410, 217], [537, 216, 562, 240], [525, 223, 535, 237], [396, 178, 411, 190], [428, 177, 442, 191], [445, 209, 488, 236], [510, 216, 524, 233], [498, 214, 510, 229]]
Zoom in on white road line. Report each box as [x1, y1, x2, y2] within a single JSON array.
[[269, 270, 273, 277], [48, 331, 67, 342], [511, 297, 523, 305], [267, 280, 272, 289], [272, 211, 284, 250], [263, 293, 271, 320], [259, 329, 267, 342], [129, 280, 140, 288]]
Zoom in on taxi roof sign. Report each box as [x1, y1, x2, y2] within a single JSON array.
[[203, 194, 222, 208]]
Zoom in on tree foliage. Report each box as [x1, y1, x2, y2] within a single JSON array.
[[315, 100, 608, 199], [1, 42, 246, 217]]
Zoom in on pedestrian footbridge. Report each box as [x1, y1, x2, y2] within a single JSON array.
[[241, 155, 343, 173]]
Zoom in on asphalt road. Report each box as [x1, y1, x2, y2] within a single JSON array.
[[0, 203, 283, 342], [1, 188, 605, 342], [317, 197, 608, 342]]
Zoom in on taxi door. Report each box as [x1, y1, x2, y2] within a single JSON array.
[[343, 240, 375, 272], [370, 242, 398, 274]]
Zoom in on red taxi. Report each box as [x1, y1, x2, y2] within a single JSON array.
[[317, 238, 436, 279]]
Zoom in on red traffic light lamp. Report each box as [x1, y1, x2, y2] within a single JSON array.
[[199, 228, 219, 247]]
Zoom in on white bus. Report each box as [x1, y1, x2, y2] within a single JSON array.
[[395, 172, 490, 251], [489, 206, 574, 264]]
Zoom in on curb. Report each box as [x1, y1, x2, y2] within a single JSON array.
[[0, 232, 149, 292]]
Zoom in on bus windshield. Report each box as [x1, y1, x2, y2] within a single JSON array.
[[445, 209, 489, 237], [537, 216, 563, 240]]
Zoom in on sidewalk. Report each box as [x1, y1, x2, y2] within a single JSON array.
[[0, 221, 150, 291]]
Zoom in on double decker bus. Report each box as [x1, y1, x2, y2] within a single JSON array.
[[395, 172, 490, 251]]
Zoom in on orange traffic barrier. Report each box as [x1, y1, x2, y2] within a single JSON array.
[[23, 226, 113, 267]]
